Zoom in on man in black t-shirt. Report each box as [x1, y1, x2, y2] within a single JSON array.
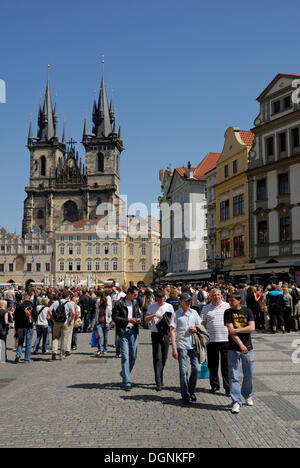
[[224, 293, 255, 414]]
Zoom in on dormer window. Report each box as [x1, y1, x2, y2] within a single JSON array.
[[273, 100, 281, 114], [284, 95, 291, 109]]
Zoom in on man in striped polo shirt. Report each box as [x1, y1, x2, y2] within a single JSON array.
[[200, 288, 230, 395]]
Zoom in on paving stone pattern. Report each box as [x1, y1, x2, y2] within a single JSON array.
[[0, 329, 299, 448]]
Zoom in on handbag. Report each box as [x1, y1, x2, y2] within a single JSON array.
[[89, 330, 98, 347], [198, 360, 210, 379], [156, 312, 172, 336], [73, 318, 82, 329]]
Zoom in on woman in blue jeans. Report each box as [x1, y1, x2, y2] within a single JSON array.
[[33, 297, 50, 354], [95, 291, 112, 356]]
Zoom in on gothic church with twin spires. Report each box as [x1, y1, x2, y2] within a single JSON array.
[[22, 69, 123, 236]]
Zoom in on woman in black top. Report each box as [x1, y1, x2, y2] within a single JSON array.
[[246, 286, 263, 330], [0, 300, 9, 362]]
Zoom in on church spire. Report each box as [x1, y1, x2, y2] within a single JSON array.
[[37, 66, 55, 141], [94, 73, 112, 137]]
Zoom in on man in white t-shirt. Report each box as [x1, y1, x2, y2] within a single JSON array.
[[145, 288, 174, 391], [200, 288, 230, 395]]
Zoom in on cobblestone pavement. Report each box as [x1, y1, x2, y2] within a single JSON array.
[[0, 328, 300, 448]]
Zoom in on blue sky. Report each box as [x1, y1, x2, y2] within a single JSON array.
[[0, 0, 299, 233]]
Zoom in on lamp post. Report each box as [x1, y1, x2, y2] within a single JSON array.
[[213, 255, 224, 283]]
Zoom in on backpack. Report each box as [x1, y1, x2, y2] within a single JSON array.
[[267, 293, 285, 312], [52, 300, 67, 323], [197, 290, 204, 303], [24, 304, 34, 327], [0, 310, 6, 337], [291, 288, 300, 305]]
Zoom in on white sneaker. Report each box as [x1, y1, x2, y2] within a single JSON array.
[[231, 402, 240, 414], [245, 397, 254, 406]]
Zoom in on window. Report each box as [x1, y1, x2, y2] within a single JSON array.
[[87, 260, 92, 271], [129, 246, 134, 256], [220, 200, 230, 221], [76, 260, 81, 271], [87, 235, 93, 241], [45, 263, 50, 272], [87, 245, 92, 256], [129, 262, 134, 272], [273, 100, 281, 114], [98, 153, 104, 172], [95, 260, 100, 271], [292, 128, 300, 148], [76, 245, 81, 256], [224, 164, 229, 178], [59, 246, 65, 255], [68, 261, 73, 271], [9, 263, 13, 272], [141, 261, 146, 272], [37, 210, 44, 219], [221, 239, 230, 259], [60, 236, 65, 242], [278, 132, 286, 152], [76, 235, 81, 241], [113, 244, 118, 255], [233, 194, 244, 216], [284, 95, 291, 109], [280, 217, 291, 241], [233, 160, 237, 174], [36, 263, 41, 272], [266, 137, 274, 157], [141, 246, 146, 256], [233, 236, 245, 257], [68, 235, 73, 241], [257, 179, 267, 200], [27, 263, 32, 272], [104, 260, 109, 271], [68, 246, 73, 255], [59, 261, 64, 271], [113, 260, 118, 271], [0, 264, 4, 272], [278, 173, 289, 195], [104, 245, 109, 255], [257, 221, 268, 244], [40, 156, 46, 176], [95, 245, 100, 255]]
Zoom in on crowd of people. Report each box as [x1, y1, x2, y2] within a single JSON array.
[[0, 280, 299, 415]]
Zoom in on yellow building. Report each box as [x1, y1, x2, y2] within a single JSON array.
[[53, 216, 160, 287], [215, 127, 255, 281]]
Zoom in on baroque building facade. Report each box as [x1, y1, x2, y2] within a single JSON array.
[[0, 227, 54, 288], [215, 127, 255, 282], [248, 73, 300, 284], [53, 216, 160, 287]]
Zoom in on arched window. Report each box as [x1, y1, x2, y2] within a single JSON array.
[[63, 200, 79, 223], [97, 153, 104, 172], [40, 156, 46, 176]]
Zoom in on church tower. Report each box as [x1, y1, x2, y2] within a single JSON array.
[[22, 65, 124, 236], [82, 68, 124, 218], [22, 76, 66, 236]]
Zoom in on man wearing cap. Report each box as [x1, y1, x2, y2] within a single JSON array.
[[170, 293, 202, 405]]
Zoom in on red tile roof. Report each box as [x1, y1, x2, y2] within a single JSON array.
[[194, 153, 221, 179], [174, 153, 221, 181], [239, 131, 255, 146]]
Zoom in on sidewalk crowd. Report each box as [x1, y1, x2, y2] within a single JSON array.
[[0, 279, 299, 415]]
